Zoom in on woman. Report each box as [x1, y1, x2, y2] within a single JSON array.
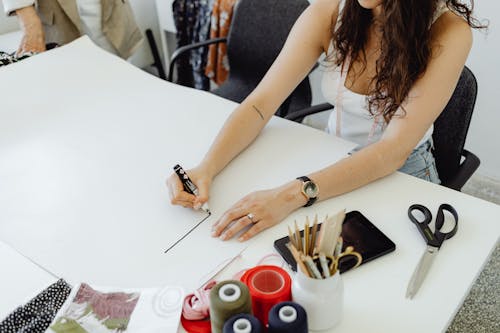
[[167, 0, 483, 241]]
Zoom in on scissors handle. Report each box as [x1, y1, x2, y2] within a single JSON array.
[[408, 204, 436, 245], [434, 203, 458, 246]]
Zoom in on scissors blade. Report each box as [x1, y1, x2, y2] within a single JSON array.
[[406, 245, 439, 299]]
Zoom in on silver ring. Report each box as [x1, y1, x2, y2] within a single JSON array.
[[246, 213, 256, 224]]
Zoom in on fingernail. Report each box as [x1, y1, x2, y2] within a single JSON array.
[[194, 203, 201, 210], [238, 236, 245, 242], [220, 233, 227, 241], [211, 230, 218, 237]]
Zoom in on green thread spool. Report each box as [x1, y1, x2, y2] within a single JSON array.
[[209, 280, 253, 333]]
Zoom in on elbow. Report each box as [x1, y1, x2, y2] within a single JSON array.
[[376, 139, 413, 174]]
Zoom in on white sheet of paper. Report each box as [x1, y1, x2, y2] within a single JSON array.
[[0, 37, 355, 292]]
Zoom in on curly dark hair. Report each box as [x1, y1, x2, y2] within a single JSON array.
[[329, 0, 486, 123]]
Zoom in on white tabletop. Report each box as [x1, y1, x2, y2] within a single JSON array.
[[0, 37, 499, 333]]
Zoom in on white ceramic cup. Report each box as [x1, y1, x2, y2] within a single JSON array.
[[291, 269, 343, 331]]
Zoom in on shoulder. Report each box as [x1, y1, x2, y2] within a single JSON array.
[[306, 0, 342, 52], [431, 11, 472, 54]]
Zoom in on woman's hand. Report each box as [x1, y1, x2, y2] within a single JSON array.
[[211, 181, 305, 242], [166, 165, 213, 210], [16, 6, 46, 56]]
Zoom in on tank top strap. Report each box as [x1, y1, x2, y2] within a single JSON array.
[[432, 0, 449, 24], [334, 0, 347, 33]]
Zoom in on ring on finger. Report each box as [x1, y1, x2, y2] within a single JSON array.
[[246, 213, 257, 224]]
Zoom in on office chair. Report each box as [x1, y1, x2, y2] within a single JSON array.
[[285, 66, 480, 191], [168, 0, 312, 117]]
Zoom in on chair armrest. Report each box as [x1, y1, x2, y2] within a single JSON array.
[[168, 37, 228, 82], [284, 103, 334, 122], [443, 149, 481, 191]]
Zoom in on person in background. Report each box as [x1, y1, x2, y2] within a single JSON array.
[[2, 0, 143, 59], [167, 0, 484, 241]]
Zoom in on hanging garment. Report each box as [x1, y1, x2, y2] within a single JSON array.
[[205, 0, 237, 85], [0, 279, 72, 333], [172, 0, 213, 90]]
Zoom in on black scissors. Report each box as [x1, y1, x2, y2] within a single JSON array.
[[406, 203, 459, 299]]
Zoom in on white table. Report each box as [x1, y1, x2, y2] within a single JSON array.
[[0, 37, 499, 333]]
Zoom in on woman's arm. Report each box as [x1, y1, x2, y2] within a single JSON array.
[[200, 0, 339, 178], [213, 11, 472, 241], [14, 5, 46, 55], [167, 0, 340, 208]]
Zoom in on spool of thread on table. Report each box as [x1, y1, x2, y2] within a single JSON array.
[[209, 280, 252, 333], [267, 301, 308, 333], [240, 265, 291, 326], [222, 313, 263, 333]]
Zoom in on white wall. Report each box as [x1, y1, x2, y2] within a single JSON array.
[[465, 1, 500, 180], [127, 0, 161, 69], [0, 3, 20, 34]]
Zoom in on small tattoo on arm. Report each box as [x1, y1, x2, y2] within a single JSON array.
[[252, 105, 265, 120]]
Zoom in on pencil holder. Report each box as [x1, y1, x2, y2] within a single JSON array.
[[291, 268, 343, 331]]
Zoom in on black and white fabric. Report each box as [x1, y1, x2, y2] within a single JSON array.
[[0, 279, 72, 333], [0, 51, 35, 67]]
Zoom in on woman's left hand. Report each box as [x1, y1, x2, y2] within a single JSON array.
[[211, 182, 304, 242]]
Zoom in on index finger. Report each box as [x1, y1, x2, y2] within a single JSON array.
[[167, 175, 196, 204]]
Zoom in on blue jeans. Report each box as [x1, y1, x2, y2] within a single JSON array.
[[399, 139, 441, 184]]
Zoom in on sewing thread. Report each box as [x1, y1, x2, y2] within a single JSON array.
[[209, 280, 252, 333], [240, 265, 291, 326], [223, 313, 263, 333], [267, 301, 308, 333]]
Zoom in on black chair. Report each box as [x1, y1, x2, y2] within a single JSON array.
[[285, 66, 480, 191], [168, 0, 312, 117]]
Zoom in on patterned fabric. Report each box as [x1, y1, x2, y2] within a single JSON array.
[[0, 52, 35, 67], [0, 279, 72, 333], [49, 283, 140, 332], [205, 0, 237, 85], [172, 0, 214, 90]]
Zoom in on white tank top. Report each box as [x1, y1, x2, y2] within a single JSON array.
[[322, 0, 449, 148]]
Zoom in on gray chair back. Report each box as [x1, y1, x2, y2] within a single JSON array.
[[432, 66, 478, 187], [213, 0, 312, 117]]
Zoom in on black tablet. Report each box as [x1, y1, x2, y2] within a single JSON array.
[[273, 210, 396, 273]]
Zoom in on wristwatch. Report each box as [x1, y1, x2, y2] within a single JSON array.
[[296, 176, 319, 207]]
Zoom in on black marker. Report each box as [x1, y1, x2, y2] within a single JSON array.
[[173, 164, 211, 214]]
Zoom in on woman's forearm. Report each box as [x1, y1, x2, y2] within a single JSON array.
[[279, 138, 408, 211], [200, 97, 274, 178]]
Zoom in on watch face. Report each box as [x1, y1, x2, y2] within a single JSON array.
[[304, 181, 318, 198]]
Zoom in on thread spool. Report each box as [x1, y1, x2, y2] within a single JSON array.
[[181, 315, 211, 333], [240, 265, 291, 326], [209, 280, 252, 333], [267, 301, 307, 333], [222, 313, 263, 333]]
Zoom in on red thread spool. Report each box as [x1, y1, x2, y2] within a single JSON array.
[[240, 265, 292, 327], [181, 314, 212, 333]]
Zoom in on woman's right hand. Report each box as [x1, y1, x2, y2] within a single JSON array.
[[166, 165, 213, 210], [15, 6, 46, 56]]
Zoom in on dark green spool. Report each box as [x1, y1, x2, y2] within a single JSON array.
[[209, 280, 253, 333]]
